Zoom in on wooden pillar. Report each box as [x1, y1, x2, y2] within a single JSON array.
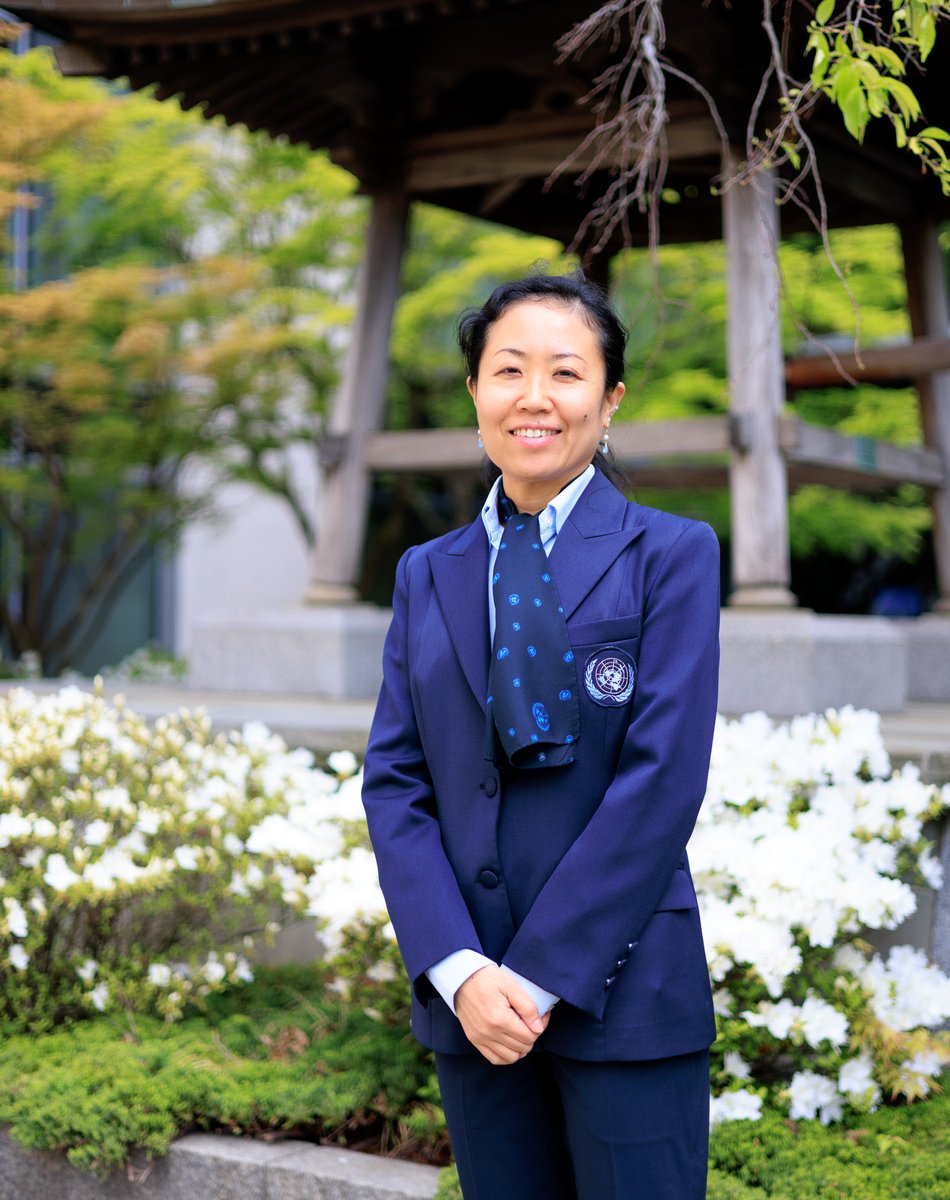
[[306, 186, 410, 602], [722, 150, 796, 607], [901, 220, 950, 613]]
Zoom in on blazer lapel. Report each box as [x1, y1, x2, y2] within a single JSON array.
[[430, 520, 490, 710], [550, 471, 645, 620]]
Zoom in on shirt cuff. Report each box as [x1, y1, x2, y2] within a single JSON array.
[[426, 949, 494, 1014], [500, 964, 560, 1016]]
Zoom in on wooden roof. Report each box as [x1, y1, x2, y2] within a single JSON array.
[[8, 0, 950, 251]]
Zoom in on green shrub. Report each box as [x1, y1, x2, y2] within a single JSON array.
[[0, 964, 436, 1175], [0, 686, 367, 1029]]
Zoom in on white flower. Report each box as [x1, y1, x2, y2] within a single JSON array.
[[709, 1090, 762, 1126], [4, 897, 28, 938], [83, 819, 112, 846], [76, 958, 98, 984], [918, 850, 943, 890], [327, 750, 358, 778], [233, 957, 254, 983], [838, 1054, 880, 1110], [0, 811, 31, 846], [798, 995, 849, 1048], [148, 963, 172, 987], [9, 944, 29, 970], [88, 982, 110, 1011], [723, 1052, 752, 1080], [788, 1071, 842, 1124], [173, 845, 199, 871], [44, 853, 82, 891], [202, 953, 226, 984]]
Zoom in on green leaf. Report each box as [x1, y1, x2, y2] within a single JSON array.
[[916, 126, 950, 141], [886, 78, 923, 123], [815, 0, 836, 25]]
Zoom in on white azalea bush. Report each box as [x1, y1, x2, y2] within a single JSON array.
[[696, 708, 950, 1128], [3, 685, 948, 1137], [0, 685, 373, 1029]]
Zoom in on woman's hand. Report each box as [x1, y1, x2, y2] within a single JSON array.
[[454, 965, 550, 1065]]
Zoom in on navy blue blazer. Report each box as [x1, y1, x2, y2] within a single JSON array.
[[362, 468, 720, 1061]]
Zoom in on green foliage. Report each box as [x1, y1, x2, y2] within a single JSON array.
[[709, 1088, 950, 1197], [0, 45, 360, 671], [0, 964, 435, 1175], [611, 225, 930, 565], [806, 1, 950, 192]]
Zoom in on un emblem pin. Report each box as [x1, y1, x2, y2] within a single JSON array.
[[583, 647, 636, 706]]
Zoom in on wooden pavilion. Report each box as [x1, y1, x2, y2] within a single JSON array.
[[8, 0, 950, 624]]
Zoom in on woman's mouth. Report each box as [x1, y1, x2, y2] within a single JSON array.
[[510, 428, 559, 439]]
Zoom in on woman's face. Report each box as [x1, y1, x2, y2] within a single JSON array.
[[467, 299, 624, 513]]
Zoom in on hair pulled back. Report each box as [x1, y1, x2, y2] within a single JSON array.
[[457, 272, 627, 391]]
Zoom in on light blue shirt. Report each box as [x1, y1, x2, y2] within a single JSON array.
[[426, 465, 596, 1018]]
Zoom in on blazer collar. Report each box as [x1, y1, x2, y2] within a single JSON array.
[[429, 470, 644, 710], [549, 469, 645, 620]]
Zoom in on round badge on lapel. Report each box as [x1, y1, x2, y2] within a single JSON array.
[[583, 647, 636, 706]]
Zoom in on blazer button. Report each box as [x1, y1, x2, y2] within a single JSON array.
[[483, 777, 498, 798], [615, 958, 627, 970], [604, 975, 617, 988], [478, 869, 499, 889]]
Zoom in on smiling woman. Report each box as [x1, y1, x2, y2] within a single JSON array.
[[362, 271, 721, 1200], [465, 298, 624, 513]]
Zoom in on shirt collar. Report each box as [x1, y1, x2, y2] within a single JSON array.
[[480, 464, 596, 548]]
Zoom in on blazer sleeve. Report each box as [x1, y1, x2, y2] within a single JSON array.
[[361, 546, 485, 1000], [501, 520, 720, 1021]]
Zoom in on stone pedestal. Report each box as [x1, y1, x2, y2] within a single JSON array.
[[900, 614, 950, 701], [188, 605, 391, 699], [718, 611, 907, 716]]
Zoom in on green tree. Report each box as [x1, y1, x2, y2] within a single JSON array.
[[0, 44, 361, 672]]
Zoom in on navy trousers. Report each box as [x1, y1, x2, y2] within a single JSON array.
[[435, 1047, 710, 1200]]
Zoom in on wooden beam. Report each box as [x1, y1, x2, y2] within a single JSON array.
[[407, 115, 720, 191], [779, 418, 945, 489], [786, 337, 950, 390], [363, 418, 733, 472]]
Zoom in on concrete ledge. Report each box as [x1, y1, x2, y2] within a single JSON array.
[[0, 1130, 440, 1200], [188, 605, 391, 699], [719, 611, 907, 716]]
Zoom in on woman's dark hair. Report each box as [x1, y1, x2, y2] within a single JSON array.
[[459, 271, 630, 488], [457, 271, 627, 390]]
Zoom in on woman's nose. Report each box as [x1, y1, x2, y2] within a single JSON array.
[[517, 373, 551, 409]]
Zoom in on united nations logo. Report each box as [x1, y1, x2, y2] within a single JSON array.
[[584, 647, 636, 706]]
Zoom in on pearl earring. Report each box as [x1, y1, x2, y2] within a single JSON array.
[[476, 429, 484, 449], [599, 427, 610, 455]]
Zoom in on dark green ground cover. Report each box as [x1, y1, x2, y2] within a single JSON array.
[[0, 964, 446, 1175], [2, 963, 947, 1198]]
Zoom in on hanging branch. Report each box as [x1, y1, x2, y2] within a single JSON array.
[[549, 0, 728, 256], [554, 0, 950, 257]]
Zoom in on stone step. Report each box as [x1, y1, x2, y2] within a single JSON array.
[[0, 1130, 440, 1200]]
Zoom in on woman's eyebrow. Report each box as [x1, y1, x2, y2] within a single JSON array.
[[490, 348, 588, 363]]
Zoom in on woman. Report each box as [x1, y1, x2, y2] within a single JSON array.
[[362, 273, 719, 1199]]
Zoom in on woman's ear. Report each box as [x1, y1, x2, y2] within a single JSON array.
[[467, 376, 477, 402], [604, 381, 625, 424]]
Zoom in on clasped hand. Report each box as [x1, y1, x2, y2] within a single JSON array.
[[454, 964, 550, 1065]]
